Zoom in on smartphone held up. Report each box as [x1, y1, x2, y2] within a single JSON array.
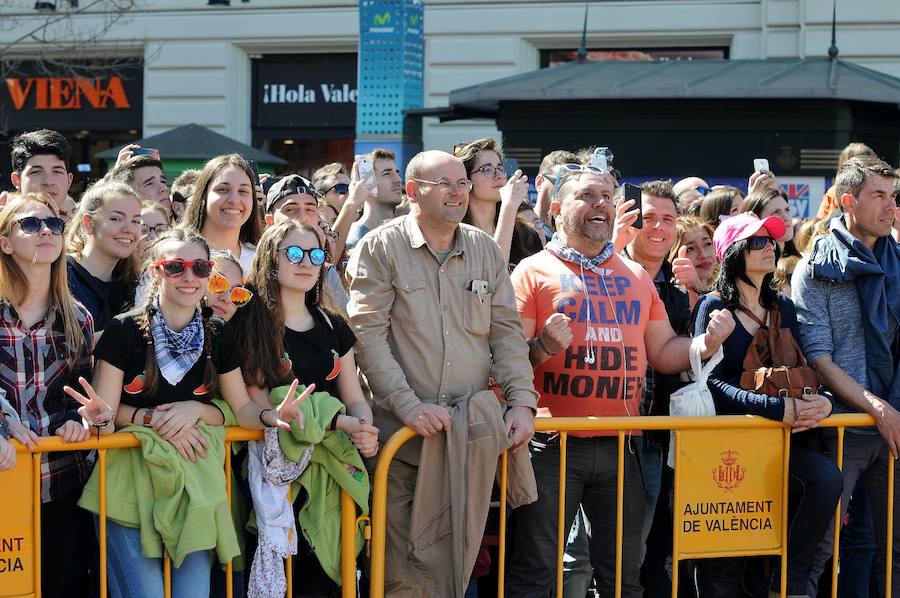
[[623, 183, 643, 229], [355, 154, 378, 195]]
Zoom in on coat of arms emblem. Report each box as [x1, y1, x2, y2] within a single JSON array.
[[712, 450, 745, 493]]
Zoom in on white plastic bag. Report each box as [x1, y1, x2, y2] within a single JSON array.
[[667, 336, 723, 468]]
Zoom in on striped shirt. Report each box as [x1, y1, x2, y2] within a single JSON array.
[[0, 301, 94, 502]]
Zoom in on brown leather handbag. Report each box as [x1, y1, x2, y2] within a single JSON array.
[[739, 307, 818, 398]]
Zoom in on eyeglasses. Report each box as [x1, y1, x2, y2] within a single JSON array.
[[695, 186, 712, 197], [411, 178, 474, 193], [153, 258, 214, 278], [326, 183, 350, 195], [207, 273, 253, 307], [471, 163, 506, 179], [282, 245, 327, 266], [141, 223, 170, 237], [16, 216, 65, 235], [747, 236, 775, 251]]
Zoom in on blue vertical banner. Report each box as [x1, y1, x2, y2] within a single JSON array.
[[356, 0, 424, 169]]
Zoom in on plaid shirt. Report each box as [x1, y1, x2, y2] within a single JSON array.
[[0, 301, 93, 502]]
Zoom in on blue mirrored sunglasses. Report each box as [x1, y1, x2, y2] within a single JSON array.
[[283, 245, 327, 266]]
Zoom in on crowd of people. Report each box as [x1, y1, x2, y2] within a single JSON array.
[[0, 128, 897, 598]]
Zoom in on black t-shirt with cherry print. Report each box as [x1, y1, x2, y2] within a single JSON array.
[[93, 312, 242, 408]]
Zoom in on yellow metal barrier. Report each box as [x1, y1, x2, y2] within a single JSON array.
[[369, 413, 888, 598], [1, 427, 362, 598], [5, 414, 893, 598]]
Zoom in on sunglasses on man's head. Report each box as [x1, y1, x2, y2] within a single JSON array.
[[283, 245, 327, 266], [153, 258, 214, 278], [747, 236, 775, 251], [326, 183, 350, 195], [207, 273, 253, 307], [16, 216, 65, 235], [551, 163, 608, 197], [695, 186, 712, 197]]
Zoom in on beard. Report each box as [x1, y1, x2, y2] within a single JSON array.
[[560, 209, 612, 248]]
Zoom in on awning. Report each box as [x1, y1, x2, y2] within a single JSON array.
[[96, 123, 287, 165], [418, 57, 900, 120]]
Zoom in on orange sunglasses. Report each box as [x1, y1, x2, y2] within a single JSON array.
[[208, 273, 253, 307]]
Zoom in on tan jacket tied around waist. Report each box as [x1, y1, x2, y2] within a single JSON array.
[[407, 390, 537, 597]]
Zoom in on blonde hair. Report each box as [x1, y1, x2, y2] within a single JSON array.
[[65, 180, 143, 284], [668, 215, 715, 262], [141, 199, 171, 224], [210, 249, 244, 280], [0, 193, 87, 361], [774, 255, 800, 294]]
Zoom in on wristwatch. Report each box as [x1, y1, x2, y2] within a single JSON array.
[[142, 408, 154, 427]]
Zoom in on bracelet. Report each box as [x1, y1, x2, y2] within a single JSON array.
[[130, 408, 140, 424], [536, 335, 556, 356], [92, 418, 113, 430], [259, 408, 275, 428], [329, 413, 340, 431]]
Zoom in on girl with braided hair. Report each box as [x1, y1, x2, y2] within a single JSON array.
[[66, 228, 312, 598]]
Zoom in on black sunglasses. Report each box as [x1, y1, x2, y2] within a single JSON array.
[[326, 183, 350, 195], [747, 236, 775, 251], [283, 245, 326, 266], [17, 216, 65, 235]]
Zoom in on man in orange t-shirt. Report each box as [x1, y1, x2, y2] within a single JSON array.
[[505, 166, 734, 597]]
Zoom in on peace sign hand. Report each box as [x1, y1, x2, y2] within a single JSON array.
[[272, 380, 315, 431], [64, 376, 115, 430]]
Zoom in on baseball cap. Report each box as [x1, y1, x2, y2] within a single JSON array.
[[265, 174, 318, 213], [713, 213, 786, 260]]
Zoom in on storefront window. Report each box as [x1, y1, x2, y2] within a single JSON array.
[[252, 53, 357, 175], [541, 47, 728, 68]]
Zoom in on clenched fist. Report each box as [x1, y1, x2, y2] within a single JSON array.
[[539, 313, 573, 355], [701, 309, 735, 357]]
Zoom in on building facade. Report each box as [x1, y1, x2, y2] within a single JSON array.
[[0, 0, 898, 180]]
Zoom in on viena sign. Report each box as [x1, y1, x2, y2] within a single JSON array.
[[5, 77, 131, 110], [0, 62, 143, 131], [253, 53, 358, 131]]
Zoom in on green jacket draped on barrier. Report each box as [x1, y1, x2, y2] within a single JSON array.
[[78, 422, 240, 567], [269, 384, 370, 585]]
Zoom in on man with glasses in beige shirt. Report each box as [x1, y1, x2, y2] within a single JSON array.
[[347, 149, 537, 596]]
